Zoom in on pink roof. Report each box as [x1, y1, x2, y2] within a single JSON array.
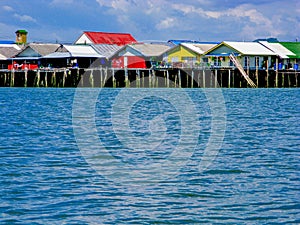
[[84, 31, 137, 46]]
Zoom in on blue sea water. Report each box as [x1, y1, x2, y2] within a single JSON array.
[[0, 88, 299, 224]]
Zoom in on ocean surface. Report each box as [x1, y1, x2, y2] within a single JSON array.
[[0, 88, 299, 224]]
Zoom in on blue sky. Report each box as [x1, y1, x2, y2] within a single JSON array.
[[0, 0, 299, 43]]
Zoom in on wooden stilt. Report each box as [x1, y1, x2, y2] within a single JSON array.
[[178, 69, 181, 88], [152, 70, 156, 88], [63, 69, 67, 87], [89, 69, 94, 87], [266, 59, 269, 88], [100, 68, 103, 87], [11, 70, 15, 87], [24, 70, 28, 87], [103, 67, 108, 87], [228, 69, 231, 88], [4, 73, 7, 86], [186, 70, 189, 87], [232, 70, 235, 88], [191, 70, 194, 88], [148, 70, 151, 88], [45, 72, 48, 88], [112, 68, 116, 88], [125, 68, 129, 87], [36, 70, 40, 87], [275, 58, 278, 88], [166, 70, 170, 88], [256, 57, 259, 87], [202, 70, 205, 88]]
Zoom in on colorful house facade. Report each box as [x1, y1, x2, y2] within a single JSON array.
[[162, 42, 217, 68], [203, 41, 276, 69], [259, 41, 297, 70], [110, 43, 172, 69], [42, 44, 105, 68], [74, 31, 137, 46], [279, 42, 300, 70], [8, 43, 60, 70]]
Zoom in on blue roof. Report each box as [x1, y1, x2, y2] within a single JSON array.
[[168, 40, 219, 45], [0, 40, 15, 44]]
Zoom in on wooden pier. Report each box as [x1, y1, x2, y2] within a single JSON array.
[[0, 67, 299, 88]]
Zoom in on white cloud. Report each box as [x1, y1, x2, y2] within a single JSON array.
[[96, 0, 136, 11], [93, 0, 298, 41], [156, 17, 176, 30], [14, 14, 37, 23], [2, 5, 14, 11], [51, 0, 74, 4]]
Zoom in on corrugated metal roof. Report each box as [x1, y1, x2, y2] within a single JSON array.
[[279, 42, 300, 58], [28, 43, 60, 56], [42, 52, 71, 59], [0, 47, 21, 58], [91, 44, 122, 58], [223, 41, 276, 55], [168, 40, 218, 45], [0, 43, 22, 50], [84, 31, 137, 46], [181, 43, 217, 55], [259, 41, 295, 58], [129, 43, 172, 57], [16, 43, 60, 57], [0, 53, 6, 60], [63, 45, 104, 58]]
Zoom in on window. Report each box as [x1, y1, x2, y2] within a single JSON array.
[[244, 57, 249, 67], [255, 57, 259, 67], [181, 57, 196, 62]]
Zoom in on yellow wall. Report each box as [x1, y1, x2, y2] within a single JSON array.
[[166, 46, 200, 63], [16, 30, 27, 44]]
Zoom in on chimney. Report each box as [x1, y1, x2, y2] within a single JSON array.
[[15, 29, 28, 44]]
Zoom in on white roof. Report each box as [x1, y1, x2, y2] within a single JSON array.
[[181, 43, 217, 55], [259, 41, 295, 59], [224, 41, 276, 55], [0, 44, 21, 50], [63, 45, 104, 58], [0, 53, 6, 60]]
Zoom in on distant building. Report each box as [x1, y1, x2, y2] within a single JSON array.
[[15, 30, 28, 44], [74, 31, 137, 46]]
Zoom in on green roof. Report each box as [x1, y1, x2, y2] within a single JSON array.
[[280, 42, 300, 58], [16, 29, 28, 34]]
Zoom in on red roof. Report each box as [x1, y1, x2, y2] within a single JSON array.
[[84, 31, 137, 46]]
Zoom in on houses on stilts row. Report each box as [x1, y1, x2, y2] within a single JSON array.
[[0, 30, 299, 88]]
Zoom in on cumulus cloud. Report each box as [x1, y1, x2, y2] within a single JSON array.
[[156, 17, 176, 30], [2, 5, 13, 11], [14, 14, 37, 23], [96, 0, 138, 12]]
